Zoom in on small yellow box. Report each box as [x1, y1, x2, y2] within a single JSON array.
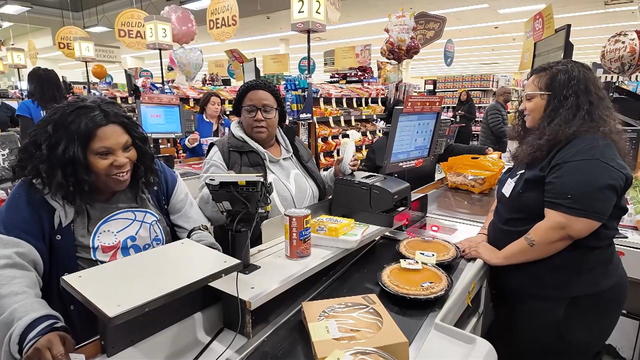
[[310, 215, 355, 238]]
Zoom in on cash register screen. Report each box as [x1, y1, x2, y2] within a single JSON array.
[[138, 103, 183, 137], [382, 109, 440, 174]]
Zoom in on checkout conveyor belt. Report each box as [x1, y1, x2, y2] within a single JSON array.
[[240, 236, 470, 359]]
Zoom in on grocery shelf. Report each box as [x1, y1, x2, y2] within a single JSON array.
[[435, 88, 496, 92], [313, 114, 386, 122]]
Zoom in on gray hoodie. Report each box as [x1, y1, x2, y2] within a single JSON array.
[[197, 121, 335, 224]]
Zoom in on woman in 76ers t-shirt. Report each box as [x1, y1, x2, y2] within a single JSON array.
[[0, 97, 221, 360], [16, 67, 66, 142]]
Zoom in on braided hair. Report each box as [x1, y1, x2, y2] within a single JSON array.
[[512, 60, 624, 165], [232, 79, 287, 125], [13, 96, 158, 205]]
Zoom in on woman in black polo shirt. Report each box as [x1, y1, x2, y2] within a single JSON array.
[[459, 60, 630, 360]]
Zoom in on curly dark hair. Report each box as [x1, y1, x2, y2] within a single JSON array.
[[13, 96, 158, 205], [198, 91, 224, 117], [457, 90, 474, 104], [512, 60, 624, 165], [27, 67, 66, 110], [232, 79, 286, 125]]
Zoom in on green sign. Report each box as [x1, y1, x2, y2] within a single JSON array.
[[298, 56, 316, 75]]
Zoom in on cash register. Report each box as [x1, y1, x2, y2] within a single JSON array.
[[331, 104, 446, 227]]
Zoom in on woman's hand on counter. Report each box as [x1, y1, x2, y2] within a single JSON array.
[[461, 241, 505, 266], [24, 331, 75, 360], [458, 234, 487, 252]]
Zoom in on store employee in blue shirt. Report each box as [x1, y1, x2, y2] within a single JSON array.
[[180, 92, 231, 158], [16, 67, 66, 142]]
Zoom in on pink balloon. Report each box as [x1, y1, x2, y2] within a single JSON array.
[[161, 5, 197, 45], [168, 51, 178, 69]]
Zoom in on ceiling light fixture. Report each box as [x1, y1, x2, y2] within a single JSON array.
[[447, 18, 528, 31], [85, 25, 112, 33], [0, 1, 31, 15], [433, 4, 490, 14], [574, 21, 640, 30], [181, 0, 210, 11], [555, 5, 636, 18], [497, 4, 546, 14], [1, 21, 13, 28]]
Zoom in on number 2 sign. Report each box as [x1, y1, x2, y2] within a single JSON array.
[[291, 0, 327, 33]]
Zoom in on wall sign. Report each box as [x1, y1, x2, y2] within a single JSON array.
[[519, 4, 555, 71], [114, 8, 149, 50], [334, 46, 356, 70], [443, 39, 455, 67], [55, 26, 89, 59], [403, 95, 443, 113], [414, 12, 447, 48], [263, 53, 290, 74], [95, 44, 122, 63], [208, 59, 228, 74], [207, 0, 239, 42]]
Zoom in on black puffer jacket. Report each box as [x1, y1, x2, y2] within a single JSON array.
[[479, 101, 508, 152]]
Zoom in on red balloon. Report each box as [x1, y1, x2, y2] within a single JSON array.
[[161, 5, 197, 46]]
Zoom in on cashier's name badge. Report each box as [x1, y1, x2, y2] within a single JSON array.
[[502, 170, 524, 198]]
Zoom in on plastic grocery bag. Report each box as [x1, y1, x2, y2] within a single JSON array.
[[440, 155, 505, 194]]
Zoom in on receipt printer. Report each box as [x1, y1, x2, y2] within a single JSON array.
[[331, 171, 411, 227]]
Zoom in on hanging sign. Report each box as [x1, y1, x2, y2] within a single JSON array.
[[323, 49, 335, 73], [55, 26, 89, 59], [291, 0, 327, 33], [224, 48, 249, 64], [207, 0, 239, 42], [334, 46, 357, 70], [227, 63, 236, 79], [519, 4, 555, 71], [355, 44, 372, 67], [443, 39, 455, 67], [95, 44, 122, 63], [114, 8, 149, 50], [208, 59, 228, 74], [263, 53, 289, 74], [139, 69, 153, 78], [298, 56, 316, 75], [414, 12, 447, 48], [27, 40, 38, 66]]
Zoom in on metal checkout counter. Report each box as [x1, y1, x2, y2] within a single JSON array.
[[59, 98, 640, 359]]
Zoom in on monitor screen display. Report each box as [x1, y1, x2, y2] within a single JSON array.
[[139, 104, 182, 135], [389, 112, 438, 164], [532, 26, 573, 69]]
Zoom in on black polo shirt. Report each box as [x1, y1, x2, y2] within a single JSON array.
[[488, 135, 631, 298]]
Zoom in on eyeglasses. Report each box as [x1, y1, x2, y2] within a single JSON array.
[[241, 105, 278, 119], [522, 91, 552, 101]]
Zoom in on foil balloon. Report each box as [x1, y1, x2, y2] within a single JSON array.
[[161, 5, 197, 45], [173, 46, 203, 83], [91, 64, 108, 80], [168, 51, 178, 69], [601, 30, 640, 77], [380, 10, 421, 64]]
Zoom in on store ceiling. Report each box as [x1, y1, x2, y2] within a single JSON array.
[[12, 0, 640, 79]]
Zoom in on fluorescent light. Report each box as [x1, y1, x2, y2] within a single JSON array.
[[85, 25, 112, 33], [39, 52, 60, 58], [572, 35, 612, 41], [574, 21, 640, 30], [555, 6, 636, 18], [1, 21, 12, 28], [448, 18, 527, 31], [497, 4, 545, 14], [432, 4, 490, 14], [0, 3, 31, 15], [59, 61, 78, 66], [181, 0, 210, 10]]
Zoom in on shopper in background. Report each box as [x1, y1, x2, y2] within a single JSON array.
[[17, 67, 66, 142], [478, 86, 511, 152], [180, 92, 232, 159], [453, 90, 476, 145], [0, 97, 220, 360], [459, 60, 630, 360], [197, 79, 359, 250]]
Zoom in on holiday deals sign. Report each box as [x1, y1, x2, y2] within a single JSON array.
[[114, 8, 149, 50], [55, 26, 89, 59], [207, 0, 239, 42]]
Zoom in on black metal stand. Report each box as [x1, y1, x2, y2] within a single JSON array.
[[229, 227, 260, 275], [158, 49, 165, 90], [15, 68, 22, 95], [306, 30, 311, 77], [84, 62, 91, 95]]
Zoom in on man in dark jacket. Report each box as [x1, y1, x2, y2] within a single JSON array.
[[479, 86, 511, 152]]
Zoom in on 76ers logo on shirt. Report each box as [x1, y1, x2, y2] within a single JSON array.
[[90, 209, 166, 262]]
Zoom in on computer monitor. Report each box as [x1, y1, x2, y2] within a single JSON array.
[[532, 24, 573, 70], [137, 102, 184, 137], [382, 107, 441, 174], [2, 99, 18, 109]]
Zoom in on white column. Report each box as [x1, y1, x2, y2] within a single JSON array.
[[279, 39, 290, 54]]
